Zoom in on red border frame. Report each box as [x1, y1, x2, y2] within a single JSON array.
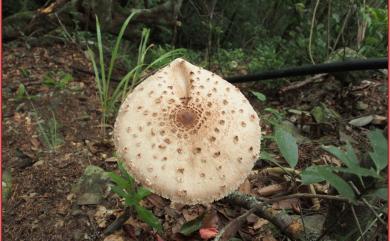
[[387, 0, 389, 238], [1, 0, 3, 239]]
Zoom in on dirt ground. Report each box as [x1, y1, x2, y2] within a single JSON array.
[[2, 43, 387, 241]]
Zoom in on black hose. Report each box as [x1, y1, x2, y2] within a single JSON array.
[[224, 58, 388, 83]]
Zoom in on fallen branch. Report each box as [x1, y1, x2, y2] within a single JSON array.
[[224, 192, 304, 240]]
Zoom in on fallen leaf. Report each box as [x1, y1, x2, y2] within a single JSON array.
[[123, 224, 137, 240], [272, 198, 300, 212], [201, 209, 219, 229], [199, 227, 218, 240], [253, 218, 269, 230], [30, 137, 41, 151], [103, 233, 125, 241], [238, 178, 251, 194], [179, 214, 204, 236], [155, 233, 165, 241], [348, 115, 373, 127], [94, 205, 114, 228], [262, 235, 278, 241], [257, 184, 286, 196], [183, 206, 205, 222], [147, 194, 167, 209], [245, 213, 258, 224], [372, 115, 386, 125]]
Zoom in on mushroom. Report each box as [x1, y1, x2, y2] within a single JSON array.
[[114, 58, 261, 205]]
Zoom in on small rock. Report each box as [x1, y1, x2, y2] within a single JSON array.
[[77, 192, 102, 205], [72, 165, 110, 206]]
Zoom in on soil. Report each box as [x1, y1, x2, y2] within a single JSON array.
[[2, 43, 388, 241]]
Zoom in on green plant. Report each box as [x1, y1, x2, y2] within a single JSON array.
[[250, 90, 266, 102], [107, 162, 162, 232], [262, 108, 387, 202], [301, 129, 387, 201], [15, 83, 27, 101], [22, 87, 63, 151], [88, 14, 183, 130], [2, 170, 12, 205], [43, 71, 73, 89], [34, 110, 64, 151]]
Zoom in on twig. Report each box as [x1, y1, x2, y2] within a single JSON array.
[[260, 167, 301, 176], [350, 205, 364, 241], [361, 198, 386, 226], [214, 208, 256, 241], [309, 184, 321, 211], [308, 0, 320, 64], [348, 181, 386, 226], [356, 213, 384, 241], [225, 192, 304, 240], [326, 0, 332, 58], [267, 193, 361, 205], [103, 207, 131, 235], [331, 7, 353, 52], [279, 73, 327, 93], [297, 201, 308, 241]]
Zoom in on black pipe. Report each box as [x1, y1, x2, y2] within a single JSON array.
[[224, 58, 388, 83]]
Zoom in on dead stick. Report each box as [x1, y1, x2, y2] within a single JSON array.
[[268, 193, 363, 205], [103, 207, 131, 235], [225, 192, 304, 240]]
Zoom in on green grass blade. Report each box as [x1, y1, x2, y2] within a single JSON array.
[[107, 12, 137, 84], [95, 16, 106, 100], [87, 48, 103, 104]]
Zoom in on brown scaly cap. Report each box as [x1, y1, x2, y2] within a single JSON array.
[[114, 58, 261, 204]]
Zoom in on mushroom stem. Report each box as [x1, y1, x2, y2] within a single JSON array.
[[224, 192, 304, 240]]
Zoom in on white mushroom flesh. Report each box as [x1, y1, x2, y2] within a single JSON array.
[[114, 58, 261, 204]]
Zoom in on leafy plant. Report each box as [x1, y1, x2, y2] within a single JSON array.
[[15, 83, 27, 101], [301, 129, 388, 201], [367, 129, 388, 173], [274, 126, 298, 169], [43, 71, 73, 89], [34, 111, 64, 151], [250, 91, 266, 102], [107, 162, 162, 232], [88, 14, 183, 130], [2, 170, 12, 205]]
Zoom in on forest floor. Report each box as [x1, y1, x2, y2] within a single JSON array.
[[2, 43, 388, 241]]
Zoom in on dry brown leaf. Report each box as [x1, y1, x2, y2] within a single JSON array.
[[103, 232, 125, 241], [258, 184, 286, 196], [201, 209, 219, 229], [146, 194, 168, 209], [94, 206, 114, 228], [246, 213, 258, 224], [262, 235, 278, 241], [183, 206, 205, 222], [238, 178, 252, 194], [253, 218, 269, 230], [272, 198, 300, 213], [30, 137, 41, 151]]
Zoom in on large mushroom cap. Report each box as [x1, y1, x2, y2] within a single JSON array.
[[114, 58, 261, 204]]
